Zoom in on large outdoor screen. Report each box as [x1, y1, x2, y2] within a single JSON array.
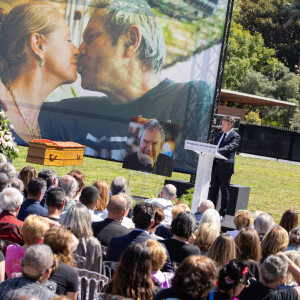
[[0, 0, 229, 174]]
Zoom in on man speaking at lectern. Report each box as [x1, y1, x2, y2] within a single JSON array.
[[208, 115, 240, 222]]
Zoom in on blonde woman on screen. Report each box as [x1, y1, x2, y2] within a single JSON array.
[[0, 2, 79, 143]]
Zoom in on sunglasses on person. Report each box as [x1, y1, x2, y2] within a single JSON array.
[[21, 260, 56, 281]]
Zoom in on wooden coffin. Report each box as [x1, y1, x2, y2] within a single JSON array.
[[26, 139, 85, 166]]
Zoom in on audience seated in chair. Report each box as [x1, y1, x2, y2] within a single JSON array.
[[38, 168, 58, 207], [63, 203, 102, 273], [286, 226, 300, 252], [18, 166, 37, 198], [93, 179, 110, 218], [58, 175, 78, 212], [0, 188, 24, 247], [194, 200, 215, 227], [253, 212, 275, 241], [279, 209, 299, 234], [5, 215, 50, 278], [227, 210, 254, 238], [195, 223, 219, 255], [68, 169, 85, 202], [44, 187, 66, 224], [0, 244, 57, 300]]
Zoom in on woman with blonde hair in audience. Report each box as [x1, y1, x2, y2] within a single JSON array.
[[44, 226, 78, 300], [154, 255, 217, 300], [207, 233, 236, 270], [105, 243, 154, 300], [279, 209, 298, 234], [279, 251, 300, 290], [68, 169, 85, 201], [18, 166, 37, 198], [235, 227, 261, 280], [144, 239, 174, 289], [195, 223, 220, 255], [198, 208, 221, 233], [261, 225, 289, 263], [155, 203, 191, 239], [5, 214, 50, 278], [227, 210, 254, 238], [63, 202, 102, 273], [254, 212, 275, 241], [286, 226, 300, 251], [93, 179, 109, 217]]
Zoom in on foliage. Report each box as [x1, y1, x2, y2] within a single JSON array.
[[0, 110, 19, 160], [178, 187, 194, 207], [290, 106, 300, 130], [245, 111, 262, 125], [233, 0, 300, 71]]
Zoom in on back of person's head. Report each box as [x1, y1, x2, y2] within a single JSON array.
[[0, 172, 9, 192], [21, 215, 50, 246], [161, 184, 176, 200], [18, 166, 37, 191], [197, 200, 215, 213], [289, 226, 300, 247], [93, 179, 109, 211], [233, 210, 253, 230], [218, 259, 251, 292], [38, 168, 57, 188], [107, 194, 127, 215], [207, 234, 236, 269], [46, 187, 66, 210], [279, 209, 298, 233], [27, 178, 46, 197], [261, 254, 288, 285], [58, 175, 78, 198], [79, 185, 99, 208], [133, 202, 155, 230], [254, 212, 274, 237], [10, 178, 24, 192], [172, 255, 217, 299], [284, 251, 300, 286], [261, 225, 289, 256], [171, 211, 196, 240], [143, 239, 167, 271], [235, 227, 261, 262], [195, 223, 220, 253], [105, 244, 153, 300], [68, 169, 85, 197], [171, 203, 190, 220], [110, 177, 126, 195], [0, 162, 16, 179], [0, 153, 7, 164], [151, 205, 165, 230], [122, 193, 133, 210], [44, 226, 73, 266], [63, 203, 93, 239], [23, 244, 53, 274], [199, 208, 221, 232], [0, 187, 23, 212]]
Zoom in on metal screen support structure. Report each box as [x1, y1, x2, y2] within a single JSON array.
[[190, 0, 235, 184]]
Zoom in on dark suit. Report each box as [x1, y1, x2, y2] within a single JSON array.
[[123, 152, 174, 177], [18, 198, 48, 221], [106, 230, 150, 262], [208, 130, 240, 217], [106, 229, 173, 272], [92, 218, 130, 247]]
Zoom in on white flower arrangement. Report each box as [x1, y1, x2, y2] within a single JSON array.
[[0, 110, 19, 160]]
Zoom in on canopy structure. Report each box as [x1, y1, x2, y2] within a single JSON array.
[[218, 89, 297, 120]]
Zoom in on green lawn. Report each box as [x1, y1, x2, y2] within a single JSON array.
[[13, 146, 300, 223]]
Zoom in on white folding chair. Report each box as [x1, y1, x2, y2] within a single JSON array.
[[75, 267, 109, 300]]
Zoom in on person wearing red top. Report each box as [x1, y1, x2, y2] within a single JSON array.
[[0, 188, 24, 249]]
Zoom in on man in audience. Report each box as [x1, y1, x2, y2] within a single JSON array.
[[92, 194, 130, 247], [79, 186, 102, 222], [145, 184, 177, 225], [106, 202, 156, 262], [18, 178, 47, 221], [44, 187, 66, 223], [0, 163, 16, 181], [38, 169, 57, 207], [0, 187, 24, 246], [120, 193, 135, 229], [0, 172, 9, 193], [194, 200, 215, 226], [0, 244, 57, 299], [110, 177, 126, 195], [58, 175, 78, 211], [239, 253, 300, 300]]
